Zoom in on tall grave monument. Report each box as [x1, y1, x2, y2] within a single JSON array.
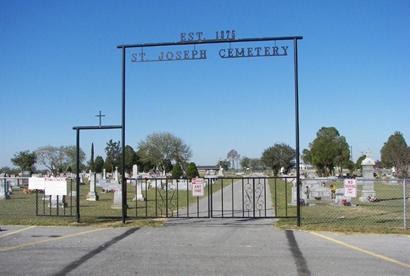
[[359, 155, 376, 202], [132, 164, 144, 201], [87, 170, 99, 201]]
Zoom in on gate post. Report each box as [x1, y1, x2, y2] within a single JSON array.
[[404, 179, 407, 230], [293, 38, 301, 227], [76, 128, 80, 223], [121, 45, 127, 224]]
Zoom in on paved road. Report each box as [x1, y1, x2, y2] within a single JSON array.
[[177, 178, 273, 218], [0, 223, 409, 275]]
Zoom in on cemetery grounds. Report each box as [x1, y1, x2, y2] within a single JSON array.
[[0, 177, 409, 234]]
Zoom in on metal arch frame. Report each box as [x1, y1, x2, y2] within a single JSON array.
[[72, 125, 122, 223], [116, 35, 303, 226]]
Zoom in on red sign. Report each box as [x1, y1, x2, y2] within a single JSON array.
[[192, 178, 204, 197]]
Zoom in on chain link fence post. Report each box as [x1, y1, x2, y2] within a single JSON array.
[[404, 178, 407, 230]]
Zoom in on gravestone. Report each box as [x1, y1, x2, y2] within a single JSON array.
[[359, 156, 377, 202], [0, 179, 8, 199], [291, 180, 307, 205], [111, 186, 122, 209], [97, 179, 116, 192], [132, 164, 144, 201], [305, 179, 331, 200], [103, 168, 106, 180], [114, 167, 119, 182], [218, 166, 224, 177], [49, 195, 65, 208], [334, 188, 351, 205], [86, 171, 99, 201]]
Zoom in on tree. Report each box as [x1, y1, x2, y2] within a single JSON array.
[[136, 149, 155, 172], [227, 149, 240, 170], [355, 155, 366, 174], [345, 160, 355, 176], [302, 149, 312, 164], [305, 127, 351, 176], [355, 155, 366, 170], [94, 156, 104, 173], [186, 162, 199, 179], [334, 136, 351, 175], [261, 143, 296, 176], [240, 157, 251, 170], [0, 166, 20, 175], [11, 150, 37, 173], [217, 160, 230, 171], [249, 158, 264, 171], [163, 159, 173, 173], [64, 145, 86, 173], [104, 139, 121, 172], [381, 131, 410, 178], [123, 145, 138, 173], [171, 163, 183, 178], [137, 132, 192, 172], [36, 145, 85, 175]]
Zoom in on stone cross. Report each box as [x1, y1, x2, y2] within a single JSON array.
[[95, 110, 106, 127]]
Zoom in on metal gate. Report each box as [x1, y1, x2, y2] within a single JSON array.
[[131, 177, 296, 219]]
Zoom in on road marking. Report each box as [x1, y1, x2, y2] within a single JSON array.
[[0, 228, 105, 252], [0, 226, 36, 239], [309, 231, 410, 269]]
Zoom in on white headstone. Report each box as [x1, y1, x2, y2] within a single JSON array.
[[218, 166, 224, 177], [132, 164, 138, 178], [291, 181, 307, 205], [103, 168, 106, 180], [87, 171, 99, 201], [48, 195, 65, 208], [0, 180, 7, 199], [111, 186, 122, 209], [132, 164, 144, 201], [114, 167, 119, 182], [359, 156, 376, 202]]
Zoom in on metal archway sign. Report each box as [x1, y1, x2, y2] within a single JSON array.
[[74, 31, 303, 225]]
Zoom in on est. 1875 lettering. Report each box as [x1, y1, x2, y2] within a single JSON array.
[[180, 30, 237, 42], [215, 30, 236, 40]]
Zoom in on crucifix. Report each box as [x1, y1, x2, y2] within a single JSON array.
[[95, 110, 106, 127]]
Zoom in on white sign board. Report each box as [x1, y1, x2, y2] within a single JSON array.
[[29, 177, 45, 190], [44, 177, 67, 196], [344, 179, 357, 198], [192, 178, 204, 197]]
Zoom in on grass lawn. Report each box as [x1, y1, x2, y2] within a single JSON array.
[[270, 179, 410, 233]]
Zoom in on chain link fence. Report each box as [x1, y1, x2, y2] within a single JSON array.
[[1, 176, 409, 231], [300, 178, 409, 231]]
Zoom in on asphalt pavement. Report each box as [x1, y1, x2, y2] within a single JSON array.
[[0, 221, 409, 275]]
